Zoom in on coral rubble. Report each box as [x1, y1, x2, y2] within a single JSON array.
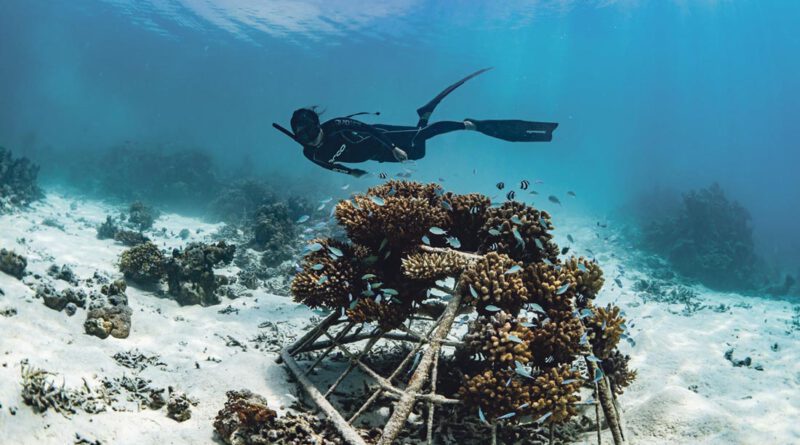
[[164, 241, 236, 306], [0, 248, 27, 279], [119, 242, 166, 284], [84, 280, 132, 339]]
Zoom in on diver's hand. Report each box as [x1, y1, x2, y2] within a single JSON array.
[[350, 168, 368, 178], [392, 146, 408, 162]]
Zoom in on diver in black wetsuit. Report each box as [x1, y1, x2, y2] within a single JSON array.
[[273, 68, 559, 177]]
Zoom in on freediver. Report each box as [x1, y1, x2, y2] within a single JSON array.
[[273, 68, 558, 177]]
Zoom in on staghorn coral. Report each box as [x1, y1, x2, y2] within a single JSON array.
[[478, 201, 559, 264], [564, 256, 604, 301], [461, 311, 534, 367], [458, 368, 532, 421], [586, 304, 626, 359], [334, 180, 449, 254], [401, 250, 470, 281], [346, 297, 414, 331], [524, 262, 578, 313], [165, 241, 236, 306], [525, 364, 582, 425], [601, 349, 637, 395], [0, 248, 27, 279], [443, 192, 491, 251], [119, 242, 166, 284], [460, 252, 528, 316]]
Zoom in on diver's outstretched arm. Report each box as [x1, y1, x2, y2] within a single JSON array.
[[303, 149, 367, 177]]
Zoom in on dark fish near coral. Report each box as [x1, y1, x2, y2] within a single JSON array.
[[529, 190, 539, 195], [520, 180, 529, 190], [506, 190, 515, 200], [548, 195, 561, 205], [561, 246, 570, 255], [597, 222, 607, 228], [496, 182, 505, 190], [615, 278, 624, 288], [378, 172, 387, 179], [567, 234, 574, 243], [567, 191, 576, 197], [488, 242, 499, 251]]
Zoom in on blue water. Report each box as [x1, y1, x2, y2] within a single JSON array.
[[1, 1, 798, 272]]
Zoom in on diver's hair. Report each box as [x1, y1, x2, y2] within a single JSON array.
[[291, 106, 325, 133]]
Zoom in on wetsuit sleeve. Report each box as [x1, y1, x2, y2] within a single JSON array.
[[303, 148, 367, 176]]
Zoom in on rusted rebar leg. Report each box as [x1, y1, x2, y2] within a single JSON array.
[[426, 348, 440, 445], [377, 294, 463, 445], [586, 359, 624, 445], [281, 348, 368, 445], [277, 311, 342, 363]]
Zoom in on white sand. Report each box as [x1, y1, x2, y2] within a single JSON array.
[[0, 193, 798, 444]]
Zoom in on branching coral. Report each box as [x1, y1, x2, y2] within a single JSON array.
[[460, 252, 528, 316], [442, 192, 491, 251], [601, 349, 637, 395], [462, 311, 534, 366], [291, 239, 363, 310], [402, 251, 470, 281], [585, 304, 626, 359], [478, 201, 559, 264], [119, 242, 166, 284]]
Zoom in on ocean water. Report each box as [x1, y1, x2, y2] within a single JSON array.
[[1, 1, 799, 444]]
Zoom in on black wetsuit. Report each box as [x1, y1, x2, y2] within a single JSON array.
[[302, 117, 465, 175]]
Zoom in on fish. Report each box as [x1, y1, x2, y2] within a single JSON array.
[[469, 285, 478, 298], [485, 305, 501, 312], [488, 228, 501, 236], [593, 367, 604, 383], [562, 379, 578, 385], [580, 308, 593, 319], [328, 246, 344, 257], [512, 227, 525, 247], [383, 288, 398, 295], [296, 215, 310, 223], [535, 179, 544, 184], [441, 200, 453, 211], [548, 195, 561, 205], [520, 321, 536, 327], [567, 191, 576, 197], [508, 334, 523, 344], [438, 177, 446, 182], [534, 238, 544, 250], [375, 294, 382, 304], [488, 242, 499, 250], [585, 355, 602, 363], [317, 275, 328, 285], [577, 263, 588, 273], [316, 203, 325, 211], [496, 182, 505, 190], [534, 412, 553, 424], [561, 246, 570, 255], [505, 377, 513, 387], [528, 303, 545, 313], [545, 355, 554, 363], [421, 235, 430, 245], [429, 226, 447, 235], [496, 412, 516, 420], [586, 248, 595, 256], [320, 197, 333, 204], [529, 190, 539, 195], [520, 180, 529, 190], [510, 215, 523, 225], [362, 274, 376, 280], [379, 238, 388, 251], [383, 250, 391, 259], [614, 278, 623, 288], [556, 283, 571, 295], [518, 403, 529, 409], [371, 196, 385, 206], [579, 331, 588, 345], [478, 407, 488, 424], [506, 190, 516, 200], [542, 258, 553, 266], [341, 184, 350, 190], [505, 265, 522, 274], [311, 263, 324, 271], [567, 234, 574, 243], [306, 242, 324, 252], [446, 236, 461, 248], [597, 221, 607, 228], [379, 172, 387, 179], [469, 206, 480, 214]]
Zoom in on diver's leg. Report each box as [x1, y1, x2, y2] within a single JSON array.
[[416, 67, 492, 127], [411, 121, 467, 148], [463, 119, 558, 142]]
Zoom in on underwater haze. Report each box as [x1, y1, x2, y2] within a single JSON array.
[[3, 1, 800, 444]]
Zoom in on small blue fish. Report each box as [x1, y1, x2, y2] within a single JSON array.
[[510, 215, 523, 225], [408, 351, 422, 375], [361, 289, 375, 297], [496, 412, 516, 420], [577, 263, 588, 273], [542, 258, 554, 266], [505, 265, 522, 274], [535, 411, 552, 424], [528, 303, 545, 313], [317, 275, 328, 285], [362, 273, 376, 280], [469, 284, 478, 298], [446, 236, 461, 248], [485, 305, 501, 312], [580, 308, 593, 319], [615, 278, 624, 288], [341, 184, 350, 190], [429, 226, 447, 235], [567, 191, 576, 197], [488, 228, 501, 236], [384, 250, 391, 259], [316, 203, 325, 211], [306, 242, 324, 252], [311, 263, 324, 271], [556, 283, 571, 295], [512, 227, 525, 247], [534, 238, 544, 250], [371, 196, 385, 206], [586, 355, 602, 363], [328, 246, 344, 257], [442, 200, 453, 211], [562, 379, 578, 385], [382, 288, 398, 295], [520, 321, 536, 327], [518, 403, 529, 409], [379, 238, 388, 251], [593, 367, 605, 383], [579, 331, 588, 345], [421, 235, 430, 245], [567, 234, 574, 243], [478, 407, 488, 425], [375, 294, 382, 304], [548, 195, 561, 205], [296, 215, 310, 223], [508, 334, 523, 344], [320, 197, 333, 204]]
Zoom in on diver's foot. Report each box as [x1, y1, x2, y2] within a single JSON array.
[[463, 119, 477, 131]]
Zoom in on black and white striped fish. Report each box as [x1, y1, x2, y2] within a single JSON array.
[[520, 180, 529, 190], [496, 182, 505, 190], [506, 190, 515, 200]]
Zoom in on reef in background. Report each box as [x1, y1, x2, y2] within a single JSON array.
[[0, 146, 42, 212]]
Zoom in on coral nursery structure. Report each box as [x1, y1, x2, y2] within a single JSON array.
[[284, 181, 635, 445]]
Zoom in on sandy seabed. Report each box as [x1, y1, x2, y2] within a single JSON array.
[[0, 192, 798, 445]]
